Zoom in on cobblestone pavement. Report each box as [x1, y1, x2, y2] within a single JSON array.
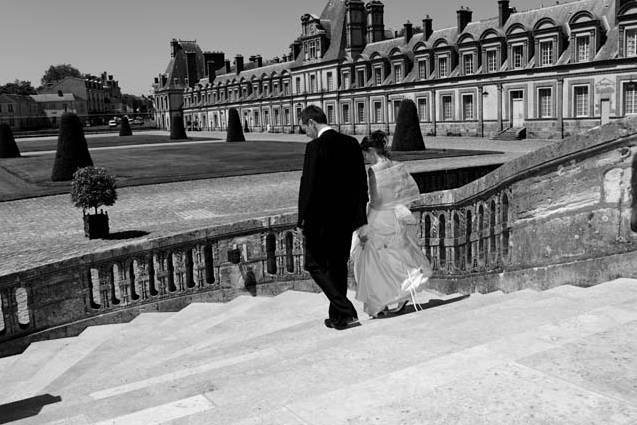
[[0, 133, 551, 276]]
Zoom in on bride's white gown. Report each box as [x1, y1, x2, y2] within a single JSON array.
[[350, 157, 433, 317]]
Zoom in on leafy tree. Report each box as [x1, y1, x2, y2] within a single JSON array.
[[226, 108, 245, 142], [71, 166, 117, 214], [0, 80, 37, 95], [51, 112, 93, 181], [391, 99, 426, 151], [0, 124, 20, 158], [40, 64, 82, 86]]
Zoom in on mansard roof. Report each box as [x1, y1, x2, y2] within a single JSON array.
[[213, 61, 291, 85], [504, 0, 608, 33], [161, 40, 205, 90]]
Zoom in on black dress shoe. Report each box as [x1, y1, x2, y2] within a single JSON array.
[[331, 317, 360, 330], [324, 318, 335, 329]]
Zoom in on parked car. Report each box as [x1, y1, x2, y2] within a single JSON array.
[[130, 119, 144, 126], [108, 119, 118, 127]]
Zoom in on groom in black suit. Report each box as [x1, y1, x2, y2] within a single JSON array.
[[297, 105, 368, 330]]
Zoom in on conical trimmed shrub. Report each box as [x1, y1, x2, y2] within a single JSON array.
[[392, 99, 426, 151], [0, 123, 20, 158], [244, 119, 250, 133], [226, 108, 245, 142], [119, 116, 132, 136], [51, 113, 93, 181], [170, 115, 187, 140]]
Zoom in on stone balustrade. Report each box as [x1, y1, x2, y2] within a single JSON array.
[[2, 118, 637, 353]]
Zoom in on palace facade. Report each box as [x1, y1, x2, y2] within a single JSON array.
[[153, 0, 637, 139]]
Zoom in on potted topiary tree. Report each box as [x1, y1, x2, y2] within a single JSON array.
[[392, 99, 426, 151], [71, 166, 117, 239], [119, 116, 133, 136], [226, 108, 246, 142]]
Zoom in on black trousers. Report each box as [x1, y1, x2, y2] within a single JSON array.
[[304, 228, 357, 323]]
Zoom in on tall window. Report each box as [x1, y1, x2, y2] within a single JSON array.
[[394, 64, 403, 82], [343, 72, 350, 89], [8, 104, 14, 113], [418, 60, 427, 79], [357, 103, 365, 123], [374, 101, 382, 123], [438, 57, 448, 77], [342, 104, 351, 123], [442, 95, 453, 121], [284, 108, 290, 125], [626, 29, 637, 57], [487, 50, 498, 72], [538, 88, 553, 118], [274, 109, 280, 125], [326, 72, 333, 91], [625, 83, 637, 114], [463, 53, 474, 75], [374, 68, 382, 85], [295, 77, 301, 93], [308, 41, 317, 59], [513, 45, 524, 68], [574, 86, 589, 117], [417, 98, 428, 121], [576, 35, 591, 62], [540, 40, 553, 66], [327, 105, 335, 123], [357, 69, 365, 87], [462, 94, 474, 120], [310, 75, 316, 93], [283, 82, 289, 95]]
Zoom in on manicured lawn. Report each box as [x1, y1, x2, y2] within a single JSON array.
[[0, 139, 499, 201]]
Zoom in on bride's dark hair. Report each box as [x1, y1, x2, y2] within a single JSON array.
[[360, 130, 391, 158]]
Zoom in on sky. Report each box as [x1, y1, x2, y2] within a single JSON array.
[[1, 0, 567, 96]]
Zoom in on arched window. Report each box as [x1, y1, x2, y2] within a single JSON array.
[[502, 194, 510, 259], [285, 232, 294, 273], [478, 205, 485, 263], [424, 214, 432, 260], [266, 233, 277, 275], [490, 200, 497, 263], [466, 210, 473, 269], [453, 213, 461, 268]]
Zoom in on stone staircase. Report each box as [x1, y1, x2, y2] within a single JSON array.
[[491, 127, 526, 140], [1, 279, 637, 424]]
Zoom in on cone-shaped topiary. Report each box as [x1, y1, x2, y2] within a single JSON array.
[[0, 123, 20, 158], [170, 115, 187, 140], [244, 119, 250, 133], [226, 108, 245, 142], [391, 99, 426, 151], [51, 112, 93, 181], [119, 116, 132, 136]]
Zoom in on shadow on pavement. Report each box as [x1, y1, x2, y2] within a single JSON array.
[[0, 394, 62, 424]]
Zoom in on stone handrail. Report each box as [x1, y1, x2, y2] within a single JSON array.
[[2, 118, 637, 351]]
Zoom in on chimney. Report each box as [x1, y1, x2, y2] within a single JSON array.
[[235, 54, 244, 74], [366, 0, 385, 43], [498, 0, 511, 27], [225, 59, 231, 73], [423, 15, 433, 40], [404, 21, 413, 43], [57, 90, 63, 97], [345, 0, 366, 56], [170, 39, 181, 57], [186, 51, 198, 88], [457, 7, 473, 33], [207, 62, 216, 83], [108, 75, 113, 81]]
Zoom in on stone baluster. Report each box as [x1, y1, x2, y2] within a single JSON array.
[[133, 257, 152, 299], [89, 267, 102, 309], [15, 287, 30, 329], [192, 244, 207, 288], [153, 251, 172, 294], [0, 290, 5, 334], [113, 262, 131, 306], [172, 250, 189, 292]]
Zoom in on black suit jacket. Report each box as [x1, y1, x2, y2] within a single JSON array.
[[298, 129, 368, 234]]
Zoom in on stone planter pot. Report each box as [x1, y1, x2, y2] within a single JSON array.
[[83, 211, 109, 239]]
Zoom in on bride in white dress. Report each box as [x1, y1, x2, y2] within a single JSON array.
[[350, 130, 433, 318]]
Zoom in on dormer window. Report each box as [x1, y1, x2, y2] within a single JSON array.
[[438, 57, 449, 77], [356, 69, 365, 87], [393, 64, 403, 83], [463, 53, 474, 75], [627, 28, 637, 57], [487, 50, 498, 72], [539, 40, 554, 66], [417, 59, 427, 79], [575, 35, 591, 62], [512, 45, 524, 69], [374, 67, 383, 85]]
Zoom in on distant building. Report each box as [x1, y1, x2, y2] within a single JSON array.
[[99, 72, 123, 116], [30, 92, 83, 127], [0, 93, 46, 130], [39, 75, 115, 124], [154, 0, 637, 139]]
